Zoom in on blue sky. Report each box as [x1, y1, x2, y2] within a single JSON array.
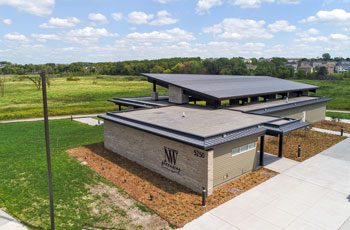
[[0, 0, 350, 64]]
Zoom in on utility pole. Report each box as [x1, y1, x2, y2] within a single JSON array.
[[41, 70, 55, 230]]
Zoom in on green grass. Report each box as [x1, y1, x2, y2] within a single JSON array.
[[0, 119, 125, 229], [0, 75, 167, 121], [293, 78, 350, 111], [326, 112, 350, 120]]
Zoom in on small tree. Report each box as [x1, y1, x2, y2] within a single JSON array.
[[26, 75, 41, 90], [0, 77, 5, 97], [322, 53, 331, 61]]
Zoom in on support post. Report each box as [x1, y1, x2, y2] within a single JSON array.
[[202, 187, 206, 207], [153, 80, 156, 92], [260, 136, 265, 166], [278, 134, 284, 158], [341, 127, 344, 136], [118, 104, 121, 111], [41, 70, 55, 230], [297, 144, 301, 158]]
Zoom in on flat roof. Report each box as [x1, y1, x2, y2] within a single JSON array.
[[142, 73, 319, 100], [110, 105, 276, 138]]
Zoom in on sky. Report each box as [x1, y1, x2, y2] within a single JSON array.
[[1, 0, 350, 64]]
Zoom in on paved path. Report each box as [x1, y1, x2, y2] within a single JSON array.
[[312, 127, 350, 137], [0, 210, 27, 230], [73, 117, 104, 126], [326, 117, 350, 124], [0, 114, 103, 124], [180, 139, 350, 230], [327, 110, 350, 114]]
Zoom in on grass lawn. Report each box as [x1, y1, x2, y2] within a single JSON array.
[[326, 111, 350, 120], [293, 78, 350, 111], [0, 75, 167, 121], [0, 120, 169, 230]]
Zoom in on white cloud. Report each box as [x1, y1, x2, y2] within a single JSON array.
[[153, 0, 173, 3], [127, 11, 154, 24], [196, 0, 222, 14], [39, 17, 80, 28], [301, 9, 350, 26], [278, 0, 301, 4], [111, 13, 123, 22], [88, 13, 108, 24], [4, 32, 29, 42], [231, 0, 274, 8], [126, 28, 196, 43], [32, 27, 118, 45], [329, 33, 349, 40], [149, 10, 178, 26], [294, 36, 329, 42], [296, 28, 319, 37], [203, 18, 273, 40], [0, 0, 55, 16], [2, 19, 12, 25], [268, 20, 297, 32]]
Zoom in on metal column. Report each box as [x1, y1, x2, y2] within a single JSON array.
[[153, 80, 156, 92], [259, 136, 265, 166], [278, 134, 284, 158]]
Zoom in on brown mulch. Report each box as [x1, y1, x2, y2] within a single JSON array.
[[313, 120, 350, 134], [261, 129, 346, 162], [67, 143, 277, 228]]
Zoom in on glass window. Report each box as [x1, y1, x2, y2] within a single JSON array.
[[248, 142, 256, 149], [232, 148, 240, 156], [240, 145, 248, 152]]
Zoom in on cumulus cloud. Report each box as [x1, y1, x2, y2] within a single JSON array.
[[329, 33, 349, 41], [153, 0, 173, 3], [203, 18, 274, 40], [0, 0, 55, 16], [268, 20, 297, 32], [125, 28, 195, 43], [278, 0, 301, 4], [32, 27, 118, 45], [4, 32, 29, 42], [2, 19, 12, 25], [39, 17, 80, 28], [301, 9, 350, 26], [231, 0, 274, 8], [88, 13, 108, 24], [296, 28, 319, 37], [111, 13, 123, 22], [196, 0, 222, 14], [149, 10, 178, 26], [127, 11, 154, 24]]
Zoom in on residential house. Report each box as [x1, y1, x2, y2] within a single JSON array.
[[246, 64, 257, 71], [285, 62, 298, 73], [335, 61, 350, 73]]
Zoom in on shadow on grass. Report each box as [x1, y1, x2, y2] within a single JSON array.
[[84, 142, 197, 196]]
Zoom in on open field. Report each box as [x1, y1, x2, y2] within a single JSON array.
[[0, 75, 349, 121], [67, 143, 277, 228], [0, 75, 167, 121], [0, 120, 170, 230]]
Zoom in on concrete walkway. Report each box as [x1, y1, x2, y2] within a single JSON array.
[[312, 127, 350, 137], [73, 117, 104, 126], [0, 114, 103, 124], [327, 110, 350, 114], [180, 138, 350, 230], [326, 117, 350, 124], [0, 210, 27, 230]]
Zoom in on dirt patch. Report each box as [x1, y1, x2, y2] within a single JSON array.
[[67, 143, 277, 228], [261, 129, 346, 162], [84, 183, 170, 230], [313, 120, 350, 134]]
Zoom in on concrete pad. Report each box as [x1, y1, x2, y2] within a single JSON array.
[[73, 117, 103, 126], [178, 212, 237, 230], [285, 219, 324, 230], [340, 217, 350, 230], [254, 205, 296, 229], [263, 153, 300, 173], [0, 210, 27, 230], [210, 204, 252, 226], [320, 138, 350, 162], [234, 215, 281, 230]]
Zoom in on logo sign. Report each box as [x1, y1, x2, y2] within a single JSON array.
[[161, 147, 181, 173]]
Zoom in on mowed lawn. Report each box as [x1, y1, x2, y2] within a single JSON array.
[[0, 75, 167, 121], [0, 120, 167, 229]]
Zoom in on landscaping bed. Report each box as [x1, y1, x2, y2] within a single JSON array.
[[262, 129, 346, 162], [67, 143, 277, 228], [313, 120, 350, 133]]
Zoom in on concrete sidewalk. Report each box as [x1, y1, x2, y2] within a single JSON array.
[[0, 210, 27, 230], [312, 127, 350, 137], [180, 138, 350, 230], [0, 114, 103, 124]]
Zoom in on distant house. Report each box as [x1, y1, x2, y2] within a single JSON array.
[[286, 58, 300, 63], [312, 61, 323, 69], [0, 64, 6, 68], [285, 62, 298, 73], [298, 65, 313, 73], [300, 61, 311, 66], [335, 61, 350, 73], [246, 64, 257, 71], [243, 59, 252, 64]]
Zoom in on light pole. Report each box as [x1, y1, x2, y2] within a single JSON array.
[[41, 70, 55, 230]]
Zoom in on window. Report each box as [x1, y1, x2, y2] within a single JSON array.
[[232, 142, 257, 156]]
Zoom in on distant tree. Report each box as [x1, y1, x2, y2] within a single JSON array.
[[322, 53, 331, 61], [295, 69, 307, 79], [25, 76, 41, 90], [150, 65, 165, 73], [0, 77, 5, 97], [317, 66, 329, 76]]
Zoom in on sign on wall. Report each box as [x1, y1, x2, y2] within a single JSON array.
[[162, 147, 181, 173]]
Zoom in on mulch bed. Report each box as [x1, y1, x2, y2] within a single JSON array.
[[67, 143, 277, 228], [262, 129, 346, 162], [313, 120, 350, 134]]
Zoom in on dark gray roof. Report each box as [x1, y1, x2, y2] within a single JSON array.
[[142, 73, 319, 100]]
